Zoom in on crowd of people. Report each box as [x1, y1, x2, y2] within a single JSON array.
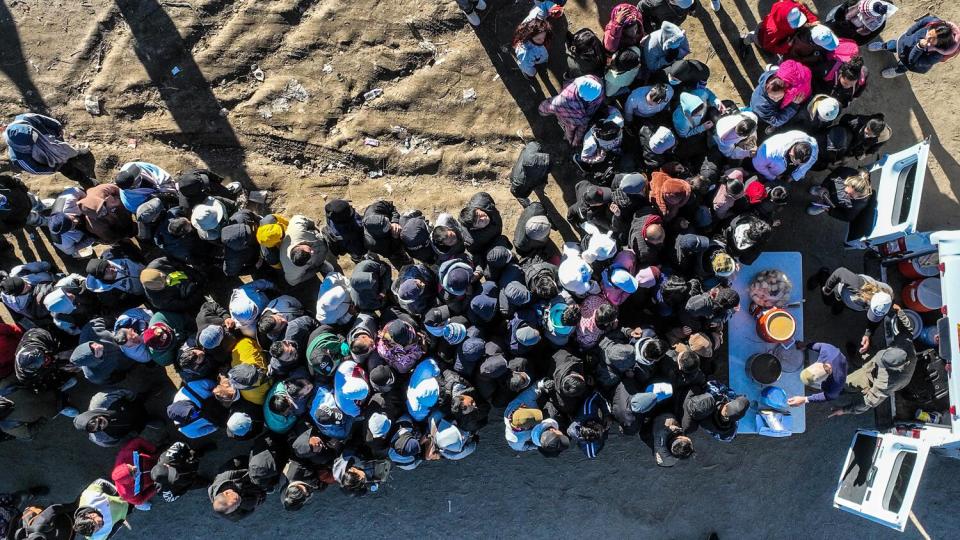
[[0, 0, 954, 538]]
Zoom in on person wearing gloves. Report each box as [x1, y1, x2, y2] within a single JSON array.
[[787, 341, 849, 406], [750, 61, 812, 130], [72, 479, 130, 540], [639, 0, 695, 33], [603, 3, 644, 54], [867, 14, 959, 77], [742, 0, 819, 56], [752, 130, 818, 182], [640, 22, 689, 73], [538, 75, 605, 146], [830, 314, 917, 417], [3, 112, 94, 187], [280, 215, 330, 286]]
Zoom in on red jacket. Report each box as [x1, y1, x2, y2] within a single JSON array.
[[0, 324, 23, 379], [111, 437, 158, 505], [758, 0, 818, 55]]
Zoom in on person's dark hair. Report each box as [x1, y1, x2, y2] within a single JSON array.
[[579, 419, 604, 441], [268, 394, 293, 416], [167, 217, 193, 237], [178, 348, 206, 373], [648, 83, 669, 103], [865, 118, 886, 137], [269, 341, 287, 359], [512, 17, 552, 49], [838, 56, 864, 82], [644, 338, 668, 360], [660, 275, 692, 306], [457, 207, 475, 228], [73, 513, 101, 536], [594, 118, 622, 142], [258, 314, 280, 336], [85, 416, 104, 433], [341, 469, 364, 491], [765, 76, 786, 96], [350, 338, 372, 356], [282, 484, 309, 511], [290, 246, 311, 267], [531, 274, 559, 299], [768, 186, 789, 205], [931, 23, 955, 48], [560, 304, 582, 326], [594, 302, 617, 329], [747, 220, 773, 242], [735, 117, 757, 137], [726, 178, 745, 197], [613, 48, 641, 72], [670, 436, 694, 458], [431, 226, 452, 245], [791, 141, 813, 163], [689, 175, 711, 196]]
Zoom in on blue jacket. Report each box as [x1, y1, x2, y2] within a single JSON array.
[[566, 391, 610, 458], [749, 70, 800, 128], [897, 16, 948, 73], [173, 379, 219, 439], [807, 343, 849, 403], [5, 113, 63, 174]]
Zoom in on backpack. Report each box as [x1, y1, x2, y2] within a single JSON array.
[[567, 29, 606, 74]]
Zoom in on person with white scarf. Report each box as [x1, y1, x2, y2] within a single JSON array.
[[3, 113, 94, 187]]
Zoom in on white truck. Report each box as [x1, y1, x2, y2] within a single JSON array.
[[831, 140, 960, 532]]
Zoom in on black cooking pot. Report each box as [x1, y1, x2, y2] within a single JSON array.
[[746, 353, 782, 385]]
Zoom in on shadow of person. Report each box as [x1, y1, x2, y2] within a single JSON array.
[[0, 0, 49, 114], [114, 0, 252, 188], [693, 9, 758, 103], [535, 184, 580, 242]]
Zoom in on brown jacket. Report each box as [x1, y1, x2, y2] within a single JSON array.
[[78, 184, 135, 243]]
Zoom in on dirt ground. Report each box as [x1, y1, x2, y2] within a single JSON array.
[[2, 0, 960, 538]]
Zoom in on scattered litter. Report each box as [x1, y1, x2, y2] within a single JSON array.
[[369, 170, 385, 179], [419, 40, 438, 54], [364, 88, 384, 102], [171, 66, 181, 76], [251, 64, 265, 82], [462, 88, 477, 102], [322, 64, 334, 73], [83, 95, 101, 115], [258, 79, 310, 119], [126, 139, 138, 149], [390, 125, 408, 136], [492, 74, 500, 81], [399, 134, 432, 155], [364, 138, 380, 147]]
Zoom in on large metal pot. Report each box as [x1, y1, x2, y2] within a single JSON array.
[[746, 352, 782, 385], [756, 308, 796, 344]]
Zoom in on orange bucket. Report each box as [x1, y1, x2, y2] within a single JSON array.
[[756, 308, 796, 343], [902, 278, 942, 313]]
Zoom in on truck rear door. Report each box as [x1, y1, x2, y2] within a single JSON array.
[[834, 430, 931, 531]]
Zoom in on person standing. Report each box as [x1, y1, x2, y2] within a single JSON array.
[[867, 15, 960, 77]]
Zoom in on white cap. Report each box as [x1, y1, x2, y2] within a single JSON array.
[[811, 25, 839, 51], [867, 292, 892, 323], [787, 7, 808, 29], [815, 97, 840, 121], [649, 126, 676, 154]]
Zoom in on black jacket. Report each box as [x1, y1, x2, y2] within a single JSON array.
[[510, 142, 551, 199], [362, 201, 403, 260], [142, 257, 205, 312], [0, 175, 34, 234], [461, 192, 503, 255], [207, 456, 267, 522], [220, 210, 262, 277]]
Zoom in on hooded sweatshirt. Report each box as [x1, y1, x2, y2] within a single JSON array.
[[641, 22, 689, 72], [111, 437, 158, 505], [70, 339, 132, 386], [75, 479, 130, 540]]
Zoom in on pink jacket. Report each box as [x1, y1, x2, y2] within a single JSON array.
[[774, 60, 812, 109], [601, 250, 637, 306], [604, 4, 644, 53]]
